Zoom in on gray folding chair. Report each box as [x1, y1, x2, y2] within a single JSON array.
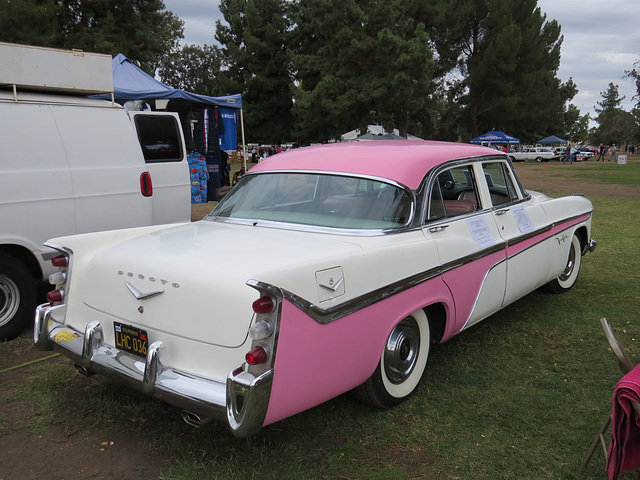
[[581, 318, 639, 468]]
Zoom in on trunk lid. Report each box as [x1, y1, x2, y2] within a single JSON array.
[[77, 221, 363, 347]]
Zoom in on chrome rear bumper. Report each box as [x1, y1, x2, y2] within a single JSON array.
[[34, 303, 271, 437]]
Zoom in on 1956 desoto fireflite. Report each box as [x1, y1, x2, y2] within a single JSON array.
[[34, 141, 596, 437]]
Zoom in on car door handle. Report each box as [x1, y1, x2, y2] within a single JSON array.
[[428, 225, 449, 233], [495, 209, 510, 215]]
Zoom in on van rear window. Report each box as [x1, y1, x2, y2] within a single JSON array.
[[134, 115, 183, 163]]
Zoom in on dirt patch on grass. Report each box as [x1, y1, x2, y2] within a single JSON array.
[[1, 328, 171, 480]]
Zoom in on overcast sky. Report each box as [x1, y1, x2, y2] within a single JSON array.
[[163, 0, 640, 120]]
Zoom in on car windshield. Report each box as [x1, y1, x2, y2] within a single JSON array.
[[209, 172, 413, 230]]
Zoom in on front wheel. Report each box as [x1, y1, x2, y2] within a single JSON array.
[[543, 234, 583, 294], [353, 310, 430, 408], [536, 157, 544, 163], [0, 255, 36, 340]]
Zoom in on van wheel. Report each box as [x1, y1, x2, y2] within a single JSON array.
[[0, 255, 35, 340], [353, 310, 430, 408]]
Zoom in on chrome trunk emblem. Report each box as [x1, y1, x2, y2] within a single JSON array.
[[125, 281, 165, 300]]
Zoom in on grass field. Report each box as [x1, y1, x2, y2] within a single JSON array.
[[1, 158, 639, 480]]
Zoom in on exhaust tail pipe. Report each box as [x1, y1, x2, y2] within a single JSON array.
[[74, 363, 95, 376], [181, 410, 213, 428]]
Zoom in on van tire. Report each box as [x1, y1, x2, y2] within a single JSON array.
[[0, 255, 36, 340]]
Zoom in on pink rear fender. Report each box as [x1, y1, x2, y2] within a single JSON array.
[[263, 276, 455, 426]]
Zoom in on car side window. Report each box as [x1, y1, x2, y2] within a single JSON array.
[[426, 165, 478, 222], [482, 162, 519, 206]]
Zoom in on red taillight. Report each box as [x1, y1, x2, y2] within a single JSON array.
[[245, 346, 268, 365], [252, 296, 275, 314], [140, 171, 153, 197], [51, 255, 68, 267], [46, 289, 63, 303]]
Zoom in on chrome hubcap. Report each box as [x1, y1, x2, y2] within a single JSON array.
[[384, 317, 420, 384], [559, 243, 576, 281]]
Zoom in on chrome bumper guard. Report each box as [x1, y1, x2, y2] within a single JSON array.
[[34, 303, 272, 438], [583, 238, 597, 255]]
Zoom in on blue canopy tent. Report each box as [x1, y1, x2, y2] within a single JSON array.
[[537, 135, 567, 145], [469, 130, 520, 145], [96, 54, 246, 167], [104, 54, 242, 109]]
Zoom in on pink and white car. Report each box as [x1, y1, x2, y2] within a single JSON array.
[[34, 141, 596, 437]]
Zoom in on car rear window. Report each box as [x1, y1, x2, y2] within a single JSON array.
[[210, 173, 413, 230]]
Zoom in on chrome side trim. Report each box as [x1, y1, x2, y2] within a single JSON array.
[[505, 212, 592, 251], [505, 225, 552, 248], [256, 212, 593, 326], [257, 241, 507, 325]]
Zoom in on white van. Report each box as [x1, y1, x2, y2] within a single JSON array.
[[0, 44, 190, 339]]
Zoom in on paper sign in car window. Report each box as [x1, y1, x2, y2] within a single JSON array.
[[512, 206, 534, 233], [466, 217, 496, 248]]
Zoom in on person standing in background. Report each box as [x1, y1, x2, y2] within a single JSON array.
[[562, 140, 573, 164]]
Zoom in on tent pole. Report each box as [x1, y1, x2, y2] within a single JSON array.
[[240, 108, 247, 173]]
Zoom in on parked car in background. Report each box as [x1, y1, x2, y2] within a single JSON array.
[[35, 141, 596, 437], [577, 148, 595, 162], [508, 147, 559, 162], [563, 148, 581, 162]]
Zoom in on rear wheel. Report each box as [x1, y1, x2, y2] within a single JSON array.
[[0, 255, 36, 340], [353, 310, 430, 408], [543, 234, 582, 293]]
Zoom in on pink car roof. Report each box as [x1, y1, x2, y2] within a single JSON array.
[[248, 140, 504, 190]]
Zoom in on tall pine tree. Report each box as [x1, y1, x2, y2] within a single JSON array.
[[216, 0, 294, 145], [423, 0, 567, 142], [292, 0, 433, 143]]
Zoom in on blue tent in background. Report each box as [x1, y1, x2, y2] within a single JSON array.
[[537, 135, 567, 145], [470, 130, 520, 144], [101, 54, 242, 109], [94, 54, 246, 171]]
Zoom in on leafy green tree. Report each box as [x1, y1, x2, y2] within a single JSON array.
[[0, 0, 183, 74], [216, 0, 294, 145], [554, 78, 589, 142], [624, 61, 640, 110], [426, 0, 566, 143], [159, 44, 223, 96], [0, 0, 63, 47], [593, 83, 638, 144], [292, 0, 433, 143], [595, 82, 625, 114], [563, 104, 590, 142], [466, 0, 564, 141], [595, 109, 638, 145]]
